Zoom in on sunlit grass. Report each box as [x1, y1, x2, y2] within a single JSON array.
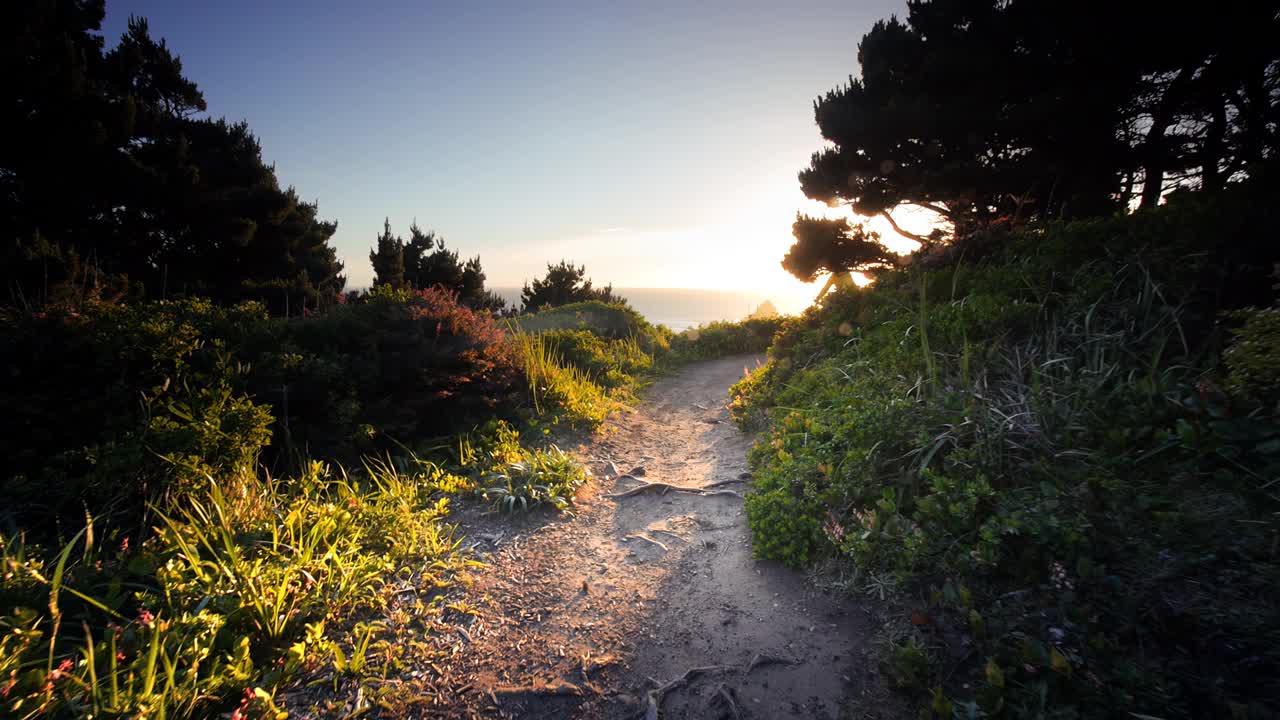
[[0, 458, 474, 719]]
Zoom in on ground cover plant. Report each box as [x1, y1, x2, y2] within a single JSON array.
[[0, 287, 591, 718], [733, 187, 1280, 718], [0, 278, 784, 718]]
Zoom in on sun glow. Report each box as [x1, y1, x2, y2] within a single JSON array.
[[498, 167, 940, 317]]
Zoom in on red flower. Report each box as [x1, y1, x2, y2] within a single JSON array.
[[47, 659, 74, 681]]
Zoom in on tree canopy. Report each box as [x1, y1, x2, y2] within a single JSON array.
[[1, 1, 345, 312], [782, 215, 897, 282], [520, 261, 624, 312], [799, 0, 1280, 244], [368, 219, 505, 311]]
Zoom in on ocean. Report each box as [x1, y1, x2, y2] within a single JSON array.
[[491, 287, 802, 331]]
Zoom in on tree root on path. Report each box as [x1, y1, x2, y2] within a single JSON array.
[[608, 478, 743, 500], [633, 666, 728, 720], [713, 683, 743, 720], [630, 653, 800, 719], [746, 652, 795, 673], [703, 478, 744, 489]]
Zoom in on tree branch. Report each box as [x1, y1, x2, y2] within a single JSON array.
[[906, 201, 954, 220], [879, 211, 931, 244]]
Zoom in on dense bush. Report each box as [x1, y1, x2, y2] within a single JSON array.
[[734, 189, 1280, 718], [251, 285, 522, 456], [510, 328, 616, 429], [1, 457, 472, 719], [0, 299, 276, 531], [0, 287, 528, 532], [540, 329, 653, 390], [0, 288, 595, 719], [514, 300, 786, 378], [511, 300, 670, 354], [667, 317, 784, 362]]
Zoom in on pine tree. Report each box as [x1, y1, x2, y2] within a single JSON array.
[[369, 219, 406, 289], [520, 261, 624, 311], [0, 4, 345, 310], [800, 0, 1280, 242]]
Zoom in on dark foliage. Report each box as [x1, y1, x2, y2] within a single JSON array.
[[1, 2, 346, 312], [782, 214, 899, 282], [520, 260, 625, 311], [0, 288, 522, 535], [370, 219, 408, 289], [800, 0, 1280, 243], [737, 185, 1280, 718], [368, 220, 506, 311]]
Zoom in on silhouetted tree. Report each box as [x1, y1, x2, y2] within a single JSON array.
[[460, 256, 506, 312], [0, 3, 346, 310], [402, 223, 435, 289], [419, 240, 465, 292], [782, 215, 897, 299], [370, 219, 406, 289], [461, 256, 485, 298], [800, 1, 1280, 243], [520, 261, 623, 311], [370, 220, 504, 311]]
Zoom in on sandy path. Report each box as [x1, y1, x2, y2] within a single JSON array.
[[405, 355, 891, 719]]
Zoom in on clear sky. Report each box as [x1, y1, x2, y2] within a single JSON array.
[[101, 0, 913, 309]]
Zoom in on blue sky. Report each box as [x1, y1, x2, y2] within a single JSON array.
[[102, 1, 909, 305]]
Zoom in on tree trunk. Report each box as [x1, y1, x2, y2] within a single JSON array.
[[1201, 101, 1226, 193], [1139, 67, 1191, 209], [1140, 119, 1171, 209]]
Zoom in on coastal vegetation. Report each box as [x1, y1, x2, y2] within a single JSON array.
[[0, 4, 780, 717], [3, 0, 1278, 718], [735, 187, 1280, 717], [0, 284, 776, 718], [729, 1, 1280, 715]]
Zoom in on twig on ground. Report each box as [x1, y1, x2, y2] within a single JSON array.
[[704, 478, 744, 489], [491, 679, 582, 698], [625, 533, 670, 551]]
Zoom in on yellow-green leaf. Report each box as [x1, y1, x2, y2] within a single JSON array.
[[1050, 648, 1071, 675], [985, 658, 1005, 688]]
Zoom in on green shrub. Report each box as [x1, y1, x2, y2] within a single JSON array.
[[511, 328, 614, 428], [539, 328, 653, 390], [0, 458, 471, 719], [735, 190, 1280, 718], [667, 316, 785, 363], [512, 300, 670, 354], [0, 298, 276, 531], [0, 288, 528, 532], [1226, 303, 1280, 404], [466, 421, 588, 513]]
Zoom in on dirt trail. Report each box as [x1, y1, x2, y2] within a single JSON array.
[[415, 356, 892, 719]]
